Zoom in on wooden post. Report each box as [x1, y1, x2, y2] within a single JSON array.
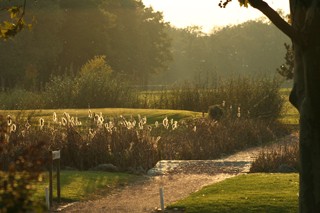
[[45, 187, 50, 210], [49, 150, 61, 206], [49, 151, 53, 207], [52, 150, 61, 203]]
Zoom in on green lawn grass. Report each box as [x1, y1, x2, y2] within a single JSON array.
[[2, 108, 202, 126], [169, 173, 299, 213], [34, 170, 140, 202], [279, 88, 299, 126], [279, 99, 299, 125]]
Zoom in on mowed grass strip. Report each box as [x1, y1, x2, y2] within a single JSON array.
[[2, 108, 202, 125], [279, 100, 299, 125], [279, 88, 299, 125], [34, 171, 140, 202], [169, 173, 299, 213]]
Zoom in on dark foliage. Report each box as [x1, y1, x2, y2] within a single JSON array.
[[0, 115, 47, 212]]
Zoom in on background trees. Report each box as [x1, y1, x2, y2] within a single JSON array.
[[153, 20, 289, 85], [57, 0, 110, 74], [0, 0, 171, 89], [0, 0, 63, 90], [1, 0, 292, 92], [98, 0, 171, 86]]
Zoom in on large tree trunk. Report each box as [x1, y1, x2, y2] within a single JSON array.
[[248, 0, 320, 211], [290, 1, 320, 212]]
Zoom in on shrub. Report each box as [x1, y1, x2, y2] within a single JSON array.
[[42, 56, 137, 109], [250, 139, 299, 173], [43, 75, 76, 108], [74, 56, 136, 108], [0, 89, 44, 110], [0, 115, 47, 212], [208, 105, 224, 121]]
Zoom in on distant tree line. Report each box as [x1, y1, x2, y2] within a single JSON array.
[[154, 20, 290, 85], [0, 0, 291, 92]]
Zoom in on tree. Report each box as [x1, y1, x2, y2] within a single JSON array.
[[100, 0, 171, 86], [221, 0, 320, 212], [50, 0, 171, 86], [0, 0, 63, 90], [57, 0, 110, 74]]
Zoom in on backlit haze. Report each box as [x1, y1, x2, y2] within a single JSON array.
[[142, 0, 290, 33]]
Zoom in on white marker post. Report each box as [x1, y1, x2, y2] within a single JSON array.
[[160, 187, 165, 212], [159, 161, 165, 212], [45, 187, 50, 210]]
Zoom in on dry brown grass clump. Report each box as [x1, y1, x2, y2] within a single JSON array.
[[250, 138, 299, 173], [158, 117, 288, 160]]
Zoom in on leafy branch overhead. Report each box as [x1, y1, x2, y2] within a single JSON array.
[[0, 0, 31, 40], [219, 0, 249, 8], [277, 43, 294, 80]]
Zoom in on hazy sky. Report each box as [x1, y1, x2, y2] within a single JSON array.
[[142, 0, 290, 33]]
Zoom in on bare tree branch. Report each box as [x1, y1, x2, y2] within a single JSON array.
[[248, 0, 304, 46]]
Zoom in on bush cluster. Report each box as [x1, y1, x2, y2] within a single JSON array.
[[141, 77, 284, 121], [0, 115, 47, 212], [0, 56, 137, 110], [43, 56, 137, 109], [0, 89, 44, 110]]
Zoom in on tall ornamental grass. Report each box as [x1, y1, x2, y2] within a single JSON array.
[[141, 77, 283, 121], [1, 109, 288, 172]]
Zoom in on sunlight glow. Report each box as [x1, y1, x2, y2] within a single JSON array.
[[142, 0, 290, 33]]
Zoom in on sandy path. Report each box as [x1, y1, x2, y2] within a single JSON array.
[[60, 133, 298, 213]]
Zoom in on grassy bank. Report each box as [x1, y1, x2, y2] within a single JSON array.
[[34, 171, 140, 202], [169, 173, 299, 213]]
